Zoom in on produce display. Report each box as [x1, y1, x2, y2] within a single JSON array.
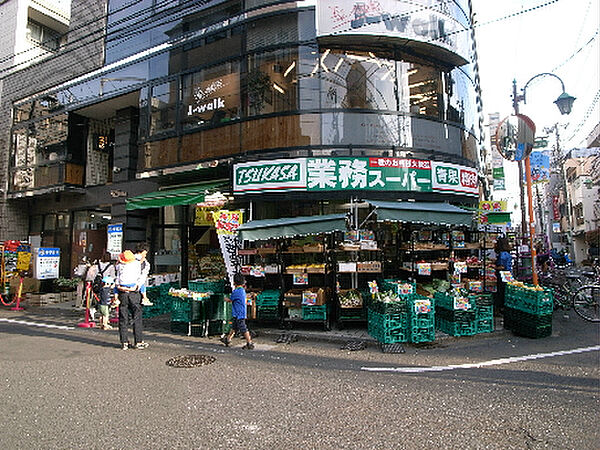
[[338, 289, 363, 308], [168, 287, 212, 301]]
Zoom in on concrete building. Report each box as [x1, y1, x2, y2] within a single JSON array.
[[0, 0, 485, 282]]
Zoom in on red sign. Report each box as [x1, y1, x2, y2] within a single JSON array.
[[552, 196, 560, 220]]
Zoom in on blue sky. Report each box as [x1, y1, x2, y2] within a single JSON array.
[[472, 0, 599, 150]]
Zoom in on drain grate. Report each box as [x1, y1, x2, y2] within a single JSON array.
[[275, 333, 299, 344], [380, 343, 405, 354], [166, 354, 216, 368], [340, 340, 366, 351]]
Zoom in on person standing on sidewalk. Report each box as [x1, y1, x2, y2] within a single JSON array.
[[494, 237, 513, 316], [114, 250, 148, 350], [221, 273, 254, 349]]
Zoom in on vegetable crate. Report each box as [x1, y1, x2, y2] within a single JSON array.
[[207, 294, 231, 321], [476, 318, 494, 334], [505, 284, 553, 315], [503, 306, 552, 338], [380, 279, 417, 298], [208, 319, 231, 336]]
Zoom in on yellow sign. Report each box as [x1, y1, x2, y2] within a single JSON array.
[[213, 210, 243, 235], [17, 252, 32, 271], [479, 200, 507, 212], [195, 207, 218, 226]]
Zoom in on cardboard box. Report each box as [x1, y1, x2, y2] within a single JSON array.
[[357, 261, 382, 273], [283, 289, 303, 307], [338, 262, 357, 273], [10, 277, 41, 294]]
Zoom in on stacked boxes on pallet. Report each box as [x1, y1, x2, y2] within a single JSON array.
[[256, 290, 280, 321], [504, 283, 553, 338]]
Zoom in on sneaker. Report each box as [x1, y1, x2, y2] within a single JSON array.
[[242, 342, 255, 350], [121, 342, 129, 350], [141, 299, 154, 306], [135, 342, 149, 349], [220, 336, 231, 347]]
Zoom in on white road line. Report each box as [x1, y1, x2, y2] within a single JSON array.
[[361, 345, 600, 373], [0, 317, 74, 331]]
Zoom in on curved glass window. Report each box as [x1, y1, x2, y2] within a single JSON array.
[[245, 49, 298, 116], [319, 50, 397, 111]]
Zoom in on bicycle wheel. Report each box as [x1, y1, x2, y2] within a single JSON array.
[[0, 293, 15, 306], [572, 285, 600, 323]]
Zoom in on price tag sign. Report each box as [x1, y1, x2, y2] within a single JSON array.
[[302, 291, 317, 305], [250, 266, 265, 277], [293, 273, 308, 285], [417, 263, 431, 275], [398, 283, 414, 295], [414, 299, 431, 314], [368, 280, 378, 294], [454, 261, 468, 274], [453, 297, 471, 311], [500, 271, 515, 282]]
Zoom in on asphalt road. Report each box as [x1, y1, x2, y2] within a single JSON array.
[[0, 309, 598, 450]]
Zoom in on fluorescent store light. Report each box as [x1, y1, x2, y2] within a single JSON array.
[[283, 61, 296, 77], [273, 83, 285, 94], [333, 58, 343, 73]]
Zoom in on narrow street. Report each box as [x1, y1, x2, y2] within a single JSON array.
[[1, 308, 598, 449]]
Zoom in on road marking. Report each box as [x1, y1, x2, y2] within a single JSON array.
[[0, 317, 74, 331], [361, 345, 600, 373]]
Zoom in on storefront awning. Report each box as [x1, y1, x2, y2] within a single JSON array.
[[126, 181, 228, 211], [367, 200, 473, 226], [238, 214, 347, 242]]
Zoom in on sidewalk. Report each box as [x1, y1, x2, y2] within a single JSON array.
[[4, 300, 509, 347]]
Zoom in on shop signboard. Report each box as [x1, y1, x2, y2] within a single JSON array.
[[34, 247, 60, 280], [553, 222, 561, 233], [185, 72, 240, 124], [527, 151, 550, 183], [316, 0, 470, 63], [107, 224, 123, 258], [552, 196, 560, 220], [234, 157, 478, 196]]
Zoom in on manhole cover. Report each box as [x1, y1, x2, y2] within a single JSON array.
[[166, 355, 216, 368]]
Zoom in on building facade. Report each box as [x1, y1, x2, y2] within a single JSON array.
[[1, 0, 484, 280]]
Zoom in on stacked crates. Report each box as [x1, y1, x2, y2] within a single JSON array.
[[504, 283, 553, 338], [406, 295, 435, 343], [256, 290, 280, 321], [302, 304, 328, 321], [143, 283, 177, 318], [368, 299, 408, 344], [367, 292, 435, 344], [435, 292, 478, 336], [472, 293, 494, 333]]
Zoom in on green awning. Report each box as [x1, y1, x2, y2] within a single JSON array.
[[367, 200, 473, 226], [126, 181, 228, 210], [238, 214, 347, 242]]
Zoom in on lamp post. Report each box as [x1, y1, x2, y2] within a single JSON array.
[[512, 73, 576, 285]]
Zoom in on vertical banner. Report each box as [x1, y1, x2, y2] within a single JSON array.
[[214, 210, 244, 289], [34, 248, 60, 280], [107, 224, 123, 258]]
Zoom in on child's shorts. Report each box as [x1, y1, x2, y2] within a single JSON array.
[[98, 304, 110, 317], [231, 318, 248, 333]]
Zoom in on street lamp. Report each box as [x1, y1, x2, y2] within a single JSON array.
[[512, 73, 576, 285]]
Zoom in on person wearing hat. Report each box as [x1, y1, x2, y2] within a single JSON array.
[[98, 275, 115, 330], [114, 250, 148, 349]]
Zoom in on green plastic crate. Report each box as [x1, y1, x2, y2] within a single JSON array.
[[188, 279, 225, 293], [408, 325, 436, 343], [207, 294, 232, 321], [436, 317, 477, 336], [476, 318, 494, 333], [302, 305, 327, 321]]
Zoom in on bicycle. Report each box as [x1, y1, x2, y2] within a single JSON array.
[[571, 261, 600, 322], [0, 275, 25, 310]]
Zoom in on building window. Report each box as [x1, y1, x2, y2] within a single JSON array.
[[574, 203, 584, 226], [149, 81, 178, 135], [26, 19, 61, 52], [182, 62, 240, 131]]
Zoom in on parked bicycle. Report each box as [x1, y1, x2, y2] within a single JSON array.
[[539, 264, 599, 322], [571, 260, 600, 323]]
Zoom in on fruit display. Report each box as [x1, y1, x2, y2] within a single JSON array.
[[168, 288, 212, 301]]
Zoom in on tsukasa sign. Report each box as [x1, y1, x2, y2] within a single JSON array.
[[234, 157, 478, 196]]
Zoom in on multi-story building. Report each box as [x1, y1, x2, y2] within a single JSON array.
[[1, 0, 484, 281]]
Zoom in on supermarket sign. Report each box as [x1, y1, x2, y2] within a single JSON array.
[[234, 158, 478, 196]]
